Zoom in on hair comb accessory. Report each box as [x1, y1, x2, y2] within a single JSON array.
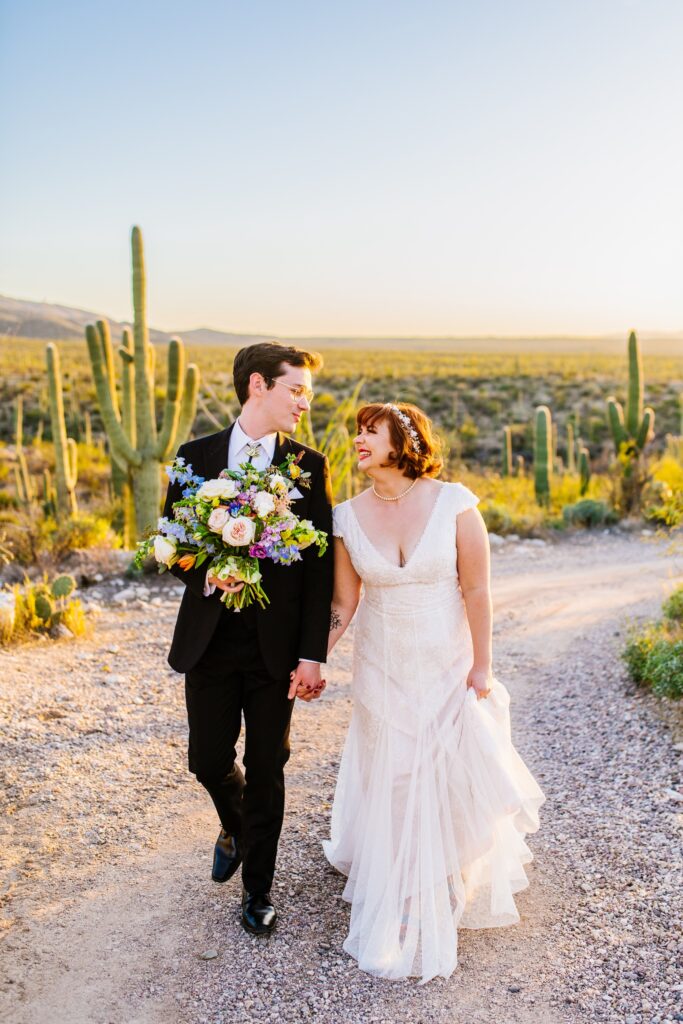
[[385, 403, 422, 454]]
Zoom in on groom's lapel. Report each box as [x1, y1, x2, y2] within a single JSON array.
[[205, 424, 234, 480], [271, 431, 292, 467]]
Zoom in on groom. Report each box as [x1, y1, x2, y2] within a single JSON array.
[[164, 341, 333, 935]]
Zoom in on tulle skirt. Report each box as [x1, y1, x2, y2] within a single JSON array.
[[323, 677, 545, 983]]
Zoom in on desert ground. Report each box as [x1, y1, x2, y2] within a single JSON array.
[[1, 530, 681, 1024]]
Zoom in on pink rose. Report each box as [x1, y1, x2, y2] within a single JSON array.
[[222, 515, 256, 546], [207, 506, 231, 533]]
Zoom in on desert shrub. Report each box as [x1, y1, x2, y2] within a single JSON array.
[[480, 502, 512, 535], [623, 589, 683, 700], [663, 586, 683, 623], [49, 513, 118, 560], [562, 499, 617, 528], [0, 573, 88, 645], [623, 625, 658, 685], [644, 636, 683, 699]]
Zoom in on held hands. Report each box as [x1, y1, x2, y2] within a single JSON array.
[[288, 661, 326, 702], [207, 573, 244, 595], [466, 666, 492, 700]]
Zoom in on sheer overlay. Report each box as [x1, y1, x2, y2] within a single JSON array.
[[323, 482, 545, 983]]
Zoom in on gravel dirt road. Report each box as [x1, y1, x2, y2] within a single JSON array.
[[1, 531, 681, 1024]]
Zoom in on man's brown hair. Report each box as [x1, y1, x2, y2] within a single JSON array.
[[232, 341, 323, 406]]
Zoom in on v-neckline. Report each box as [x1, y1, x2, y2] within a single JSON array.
[[348, 483, 447, 570]]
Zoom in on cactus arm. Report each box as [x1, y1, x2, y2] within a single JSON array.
[[566, 423, 576, 474], [86, 325, 142, 467], [155, 338, 184, 461], [119, 327, 137, 448], [131, 226, 157, 450], [96, 319, 120, 420], [534, 405, 552, 506], [15, 396, 24, 448], [607, 397, 628, 450], [46, 342, 78, 517], [174, 363, 200, 449], [626, 330, 643, 437], [579, 446, 591, 496], [14, 466, 26, 504], [636, 407, 655, 450], [502, 425, 512, 476], [66, 437, 78, 490]]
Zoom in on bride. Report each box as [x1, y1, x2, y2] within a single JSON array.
[[321, 401, 545, 984]]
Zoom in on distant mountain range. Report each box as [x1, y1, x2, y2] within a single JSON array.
[[0, 295, 265, 347], [1, 294, 681, 355]]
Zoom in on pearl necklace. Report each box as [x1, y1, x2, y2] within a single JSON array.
[[372, 478, 418, 502]]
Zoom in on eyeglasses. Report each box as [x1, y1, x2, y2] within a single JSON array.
[[267, 377, 315, 404]]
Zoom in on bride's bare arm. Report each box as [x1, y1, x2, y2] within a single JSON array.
[[456, 508, 493, 695], [328, 537, 362, 655]]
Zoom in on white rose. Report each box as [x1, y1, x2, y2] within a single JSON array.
[[197, 478, 238, 501], [153, 535, 177, 566], [251, 491, 276, 517], [221, 516, 256, 546], [207, 506, 231, 532], [268, 473, 289, 495]]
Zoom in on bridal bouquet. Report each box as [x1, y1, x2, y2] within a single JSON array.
[[134, 452, 328, 609]]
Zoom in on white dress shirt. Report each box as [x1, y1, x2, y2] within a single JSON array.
[[203, 420, 320, 665]]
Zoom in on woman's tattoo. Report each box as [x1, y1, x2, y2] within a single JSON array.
[[330, 608, 342, 631]]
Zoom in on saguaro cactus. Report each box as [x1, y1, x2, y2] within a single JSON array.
[[606, 331, 655, 456], [566, 422, 576, 475], [46, 343, 78, 518], [86, 226, 199, 538], [13, 397, 35, 505], [502, 425, 512, 477], [534, 405, 553, 507], [578, 446, 591, 496]]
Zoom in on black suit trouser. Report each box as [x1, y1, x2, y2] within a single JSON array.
[[184, 605, 294, 894]]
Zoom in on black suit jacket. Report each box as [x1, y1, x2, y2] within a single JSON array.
[[164, 425, 334, 678]]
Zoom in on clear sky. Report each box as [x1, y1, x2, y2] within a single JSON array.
[[1, 0, 682, 337]]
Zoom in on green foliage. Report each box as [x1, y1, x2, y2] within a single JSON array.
[[643, 444, 683, 528], [85, 227, 200, 540], [623, 587, 683, 700], [51, 573, 76, 598], [663, 586, 683, 623], [0, 574, 88, 645], [49, 513, 118, 561], [562, 499, 616, 528], [0, 507, 117, 565]]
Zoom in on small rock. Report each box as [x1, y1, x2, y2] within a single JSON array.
[[199, 949, 219, 960]]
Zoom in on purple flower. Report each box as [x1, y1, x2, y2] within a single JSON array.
[[249, 543, 268, 559]]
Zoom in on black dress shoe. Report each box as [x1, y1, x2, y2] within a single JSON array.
[[211, 830, 242, 883], [241, 889, 277, 935]]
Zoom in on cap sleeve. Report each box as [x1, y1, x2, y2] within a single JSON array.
[[332, 502, 347, 539], [453, 482, 480, 515]]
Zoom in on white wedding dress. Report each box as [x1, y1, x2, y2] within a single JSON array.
[[322, 482, 545, 984]]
